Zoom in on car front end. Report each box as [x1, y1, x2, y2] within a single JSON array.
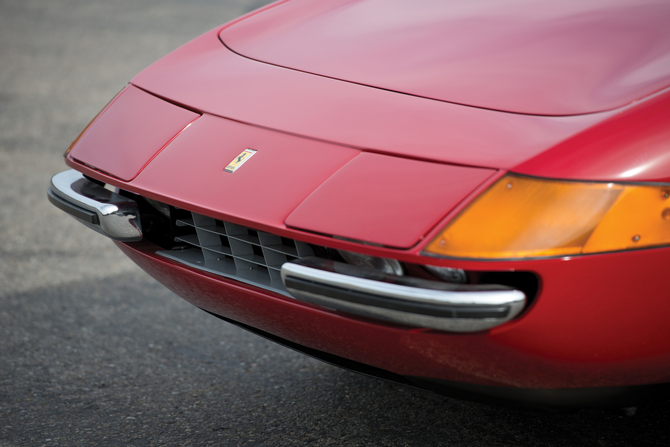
[[48, 0, 670, 408]]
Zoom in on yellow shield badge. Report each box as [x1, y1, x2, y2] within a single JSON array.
[[224, 148, 257, 173]]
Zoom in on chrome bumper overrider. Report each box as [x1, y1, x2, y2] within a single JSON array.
[[281, 258, 526, 332], [48, 170, 142, 241]]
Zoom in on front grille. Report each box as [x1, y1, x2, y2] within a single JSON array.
[[157, 212, 315, 295], [128, 193, 541, 301]]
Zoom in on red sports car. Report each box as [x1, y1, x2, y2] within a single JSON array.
[[48, 0, 670, 409]]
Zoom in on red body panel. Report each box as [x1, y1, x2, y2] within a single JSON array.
[[221, 0, 670, 116], [514, 89, 670, 182], [71, 86, 199, 182], [285, 152, 495, 248], [130, 29, 611, 171], [118, 241, 670, 389], [129, 114, 358, 229]]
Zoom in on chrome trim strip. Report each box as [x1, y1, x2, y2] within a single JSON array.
[[48, 169, 142, 241], [281, 258, 526, 332]]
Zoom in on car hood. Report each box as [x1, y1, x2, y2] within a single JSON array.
[[220, 0, 670, 116], [131, 28, 608, 172]]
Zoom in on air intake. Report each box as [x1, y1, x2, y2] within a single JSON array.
[[157, 212, 314, 295]]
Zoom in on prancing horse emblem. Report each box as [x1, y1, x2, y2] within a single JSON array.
[[224, 148, 257, 173]]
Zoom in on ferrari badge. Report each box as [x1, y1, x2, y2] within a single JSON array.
[[224, 148, 257, 173]]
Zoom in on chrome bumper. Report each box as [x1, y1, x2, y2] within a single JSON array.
[[47, 169, 142, 241], [281, 258, 526, 332]]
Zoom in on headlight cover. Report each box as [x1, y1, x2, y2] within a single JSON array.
[[424, 174, 670, 260]]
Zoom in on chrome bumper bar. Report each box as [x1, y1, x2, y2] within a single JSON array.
[[47, 169, 142, 241], [281, 258, 526, 332]]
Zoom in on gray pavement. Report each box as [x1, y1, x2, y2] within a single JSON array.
[[1, 0, 669, 445]]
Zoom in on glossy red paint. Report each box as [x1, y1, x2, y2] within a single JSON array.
[[70, 86, 199, 182], [514, 88, 670, 183], [130, 28, 611, 171], [221, 0, 670, 116], [118, 240, 670, 389], [129, 114, 359, 230], [285, 152, 495, 248]]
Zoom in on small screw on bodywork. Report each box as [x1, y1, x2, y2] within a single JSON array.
[[632, 235, 641, 242], [506, 183, 512, 189]]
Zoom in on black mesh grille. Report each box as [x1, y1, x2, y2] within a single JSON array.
[[157, 212, 316, 295]]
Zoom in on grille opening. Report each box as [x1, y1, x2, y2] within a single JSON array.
[[280, 237, 296, 250], [127, 194, 539, 299], [134, 204, 323, 295], [218, 234, 232, 249], [251, 244, 264, 257]]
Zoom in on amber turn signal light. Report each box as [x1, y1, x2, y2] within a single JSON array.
[[424, 174, 670, 259]]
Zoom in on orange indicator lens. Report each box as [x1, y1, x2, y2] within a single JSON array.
[[425, 175, 670, 259]]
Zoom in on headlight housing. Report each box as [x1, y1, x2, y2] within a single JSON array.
[[424, 174, 670, 260]]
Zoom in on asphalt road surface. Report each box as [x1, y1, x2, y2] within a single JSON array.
[[1, 1, 670, 446]]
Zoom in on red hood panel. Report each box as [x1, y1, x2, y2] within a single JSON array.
[[220, 0, 670, 116], [132, 29, 608, 171]]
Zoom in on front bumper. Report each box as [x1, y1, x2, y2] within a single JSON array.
[[48, 169, 526, 333], [48, 170, 142, 241], [281, 258, 525, 332], [48, 168, 670, 407]]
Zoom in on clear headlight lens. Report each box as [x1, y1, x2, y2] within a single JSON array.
[[424, 174, 670, 260], [423, 265, 468, 283], [338, 250, 404, 276]]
